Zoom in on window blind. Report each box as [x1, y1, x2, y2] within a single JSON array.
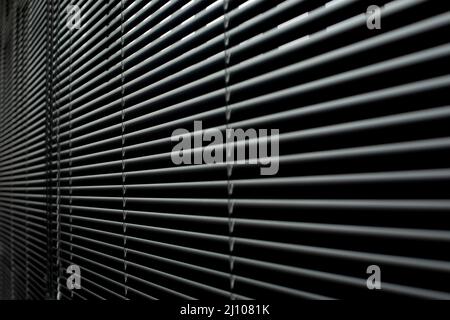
[[0, 0, 53, 299], [1, 0, 450, 300]]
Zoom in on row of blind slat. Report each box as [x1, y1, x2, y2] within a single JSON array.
[[1, 0, 450, 300]]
